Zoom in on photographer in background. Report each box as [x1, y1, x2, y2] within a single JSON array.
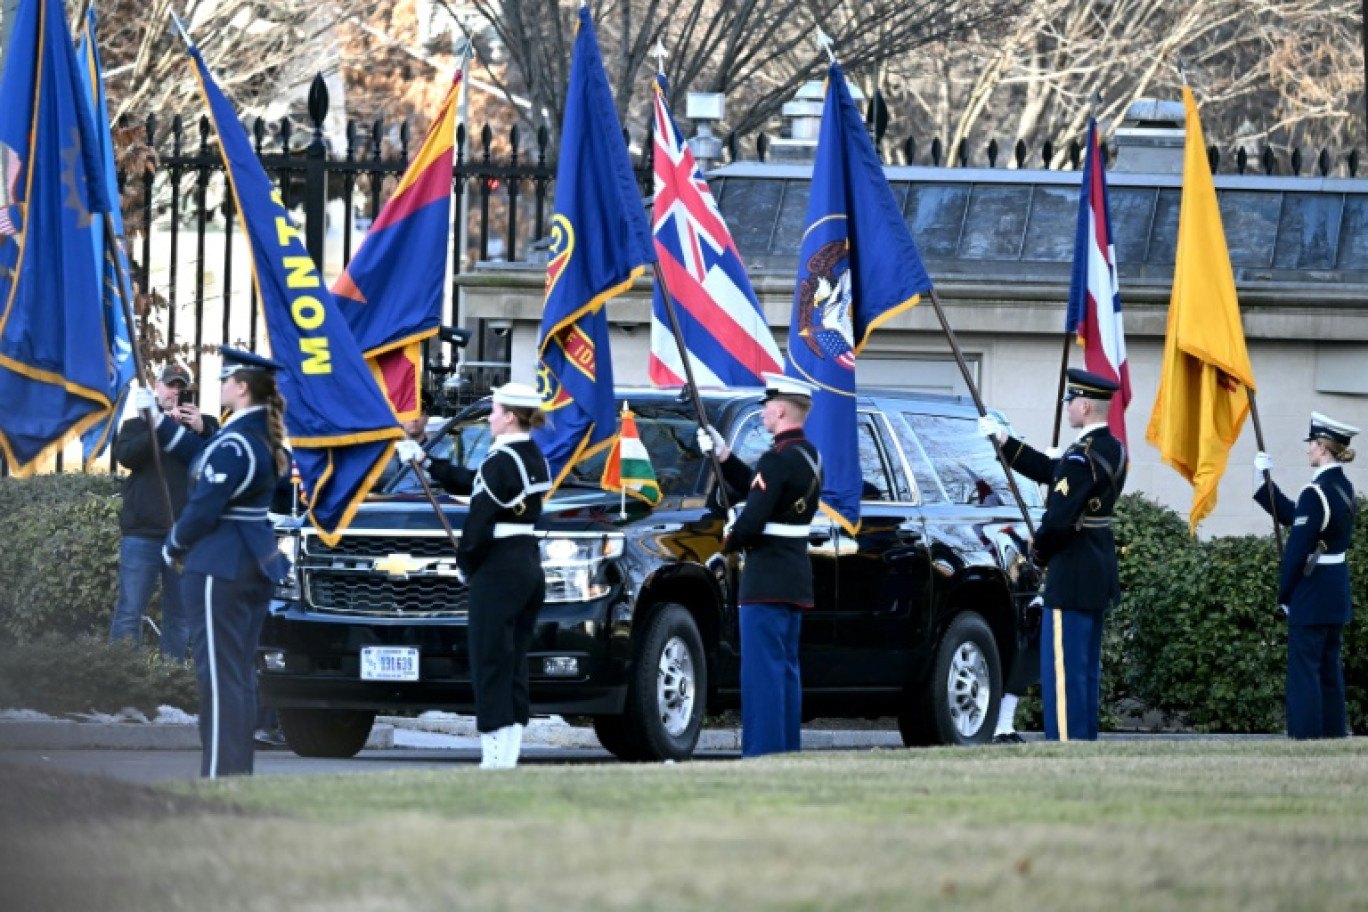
[[109, 363, 218, 661]]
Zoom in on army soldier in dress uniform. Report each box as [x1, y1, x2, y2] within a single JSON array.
[[402, 382, 551, 769], [697, 373, 823, 758], [151, 348, 292, 778], [1252, 412, 1358, 739], [979, 368, 1126, 742]]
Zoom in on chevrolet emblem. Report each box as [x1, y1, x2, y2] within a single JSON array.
[[373, 554, 432, 579]]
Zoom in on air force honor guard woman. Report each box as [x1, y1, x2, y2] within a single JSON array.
[[145, 348, 291, 778], [1253, 413, 1358, 739], [979, 368, 1127, 742], [403, 383, 551, 769]]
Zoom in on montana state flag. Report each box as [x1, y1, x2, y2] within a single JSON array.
[[186, 41, 402, 544], [333, 72, 462, 421], [534, 6, 655, 489], [0, 0, 113, 475], [788, 63, 933, 534]]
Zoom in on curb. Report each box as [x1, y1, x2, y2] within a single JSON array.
[[0, 719, 394, 752]]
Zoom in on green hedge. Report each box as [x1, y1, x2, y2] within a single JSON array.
[[0, 634, 197, 715]]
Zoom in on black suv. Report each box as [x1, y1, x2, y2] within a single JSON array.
[[260, 388, 1044, 760]]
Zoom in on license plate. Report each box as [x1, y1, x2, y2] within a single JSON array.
[[360, 646, 419, 682]]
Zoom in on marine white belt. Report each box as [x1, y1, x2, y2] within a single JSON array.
[[762, 523, 811, 538], [1317, 552, 1345, 564], [493, 523, 536, 538]]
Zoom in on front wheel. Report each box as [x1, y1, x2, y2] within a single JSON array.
[[604, 603, 707, 762], [278, 708, 376, 758], [899, 612, 1001, 747]]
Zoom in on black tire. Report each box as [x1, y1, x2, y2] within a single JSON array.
[[278, 708, 376, 758], [898, 612, 1001, 747], [612, 603, 707, 762]]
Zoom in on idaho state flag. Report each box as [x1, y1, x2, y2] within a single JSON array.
[[1146, 86, 1256, 534], [534, 6, 654, 490], [333, 72, 462, 421], [788, 63, 932, 534], [186, 40, 402, 545], [78, 4, 137, 469], [0, 0, 113, 476]]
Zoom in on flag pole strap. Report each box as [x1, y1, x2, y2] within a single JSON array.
[[651, 261, 732, 511], [106, 212, 175, 526], [1050, 331, 1071, 449], [1246, 390, 1284, 552], [926, 288, 1036, 537]]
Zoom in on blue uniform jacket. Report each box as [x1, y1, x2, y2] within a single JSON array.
[[158, 407, 288, 582], [1254, 465, 1356, 626]]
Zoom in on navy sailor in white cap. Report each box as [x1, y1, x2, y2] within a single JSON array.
[[146, 347, 293, 778], [698, 372, 823, 758], [1253, 412, 1359, 739], [403, 382, 551, 768]]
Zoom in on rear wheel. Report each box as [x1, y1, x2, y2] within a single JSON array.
[[278, 708, 376, 758], [602, 603, 707, 762], [899, 612, 1001, 747]]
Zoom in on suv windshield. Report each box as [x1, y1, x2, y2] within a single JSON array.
[[425, 402, 709, 497]]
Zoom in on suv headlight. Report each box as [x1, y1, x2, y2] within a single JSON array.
[[274, 532, 301, 600], [540, 535, 624, 604]]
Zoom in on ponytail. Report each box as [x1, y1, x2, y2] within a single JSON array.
[[240, 370, 291, 476]]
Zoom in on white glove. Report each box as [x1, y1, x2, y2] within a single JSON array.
[[977, 414, 1007, 443], [395, 439, 427, 466], [133, 387, 156, 414], [696, 425, 726, 457], [1253, 452, 1274, 493], [162, 543, 181, 571], [1045, 447, 1063, 460], [722, 506, 738, 541]]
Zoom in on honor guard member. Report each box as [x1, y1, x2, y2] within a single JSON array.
[[1252, 413, 1358, 739], [697, 372, 823, 758], [979, 368, 1127, 741], [401, 382, 551, 769], [154, 347, 292, 778]]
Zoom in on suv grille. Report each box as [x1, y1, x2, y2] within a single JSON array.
[[300, 532, 468, 618]]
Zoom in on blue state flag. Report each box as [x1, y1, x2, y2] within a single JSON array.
[[78, 4, 136, 468], [186, 42, 402, 545], [534, 5, 655, 489], [788, 63, 933, 533], [0, 0, 113, 476]]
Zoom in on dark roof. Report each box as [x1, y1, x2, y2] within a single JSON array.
[[710, 163, 1368, 286]]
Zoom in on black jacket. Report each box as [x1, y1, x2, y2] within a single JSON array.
[[720, 428, 823, 607], [1254, 465, 1355, 625], [1002, 426, 1126, 612], [432, 435, 552, 578], [114, 413, 220, 537]]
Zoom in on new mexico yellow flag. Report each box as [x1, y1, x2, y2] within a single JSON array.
[[1146, 86, 1257, 535]]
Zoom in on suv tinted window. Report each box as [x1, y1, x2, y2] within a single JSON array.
[[731, 410, 901, 502], [896, 412, 1042, 508], [567, 404, 707, 495]]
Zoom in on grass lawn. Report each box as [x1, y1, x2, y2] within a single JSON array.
[[5, 739, 1368, 911]]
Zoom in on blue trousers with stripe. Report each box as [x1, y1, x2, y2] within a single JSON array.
[[183, 570, 271, 778], [740, 602, 803, 758], [1041, 607, 1105, 741], [1286, 624, 1347, 740]]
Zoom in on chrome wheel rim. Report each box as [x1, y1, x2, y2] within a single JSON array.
[[657, 635, 696, 737], [946, 641, 990, 738]]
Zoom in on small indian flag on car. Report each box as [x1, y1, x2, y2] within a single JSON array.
[[601, 404, 661, 508]]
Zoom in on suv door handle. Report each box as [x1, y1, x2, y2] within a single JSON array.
[[896, 526, 924, 544]]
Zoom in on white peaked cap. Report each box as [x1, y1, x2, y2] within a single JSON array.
[[492, 382, 543, 409], [761, 371, 818, 401]]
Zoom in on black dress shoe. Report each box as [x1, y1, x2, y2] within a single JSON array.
[[254, 728, 289, 749], [992, 732, 1026, 744]]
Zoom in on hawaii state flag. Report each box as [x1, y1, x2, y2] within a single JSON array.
[[649, 74, 780, 387], [1146, 86, 1257, 534], [1065, 118, 1131, 449], [788, 63, 933, 534], [78, 3, 137, 469], [333, 72, 462, 421], [0, 0, 113, 476], [534, 6, 655, 490], [185, 38, 402, 544], [601, 406, 661, 506]]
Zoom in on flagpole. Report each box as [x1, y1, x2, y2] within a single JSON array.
[[1050, 333, 1071, 449], [926, 288, 1035, 537], [652, 261, 732, 511], [406, 455, 465, 560]]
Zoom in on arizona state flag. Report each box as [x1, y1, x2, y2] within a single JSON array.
[[1146, 86, 1256, 534], [333, 72, 462, 421], [0, 0, 113, 475], [788, 63, 932, 534], [185, 40, 402, 544], [534, 6, 654, 489]]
